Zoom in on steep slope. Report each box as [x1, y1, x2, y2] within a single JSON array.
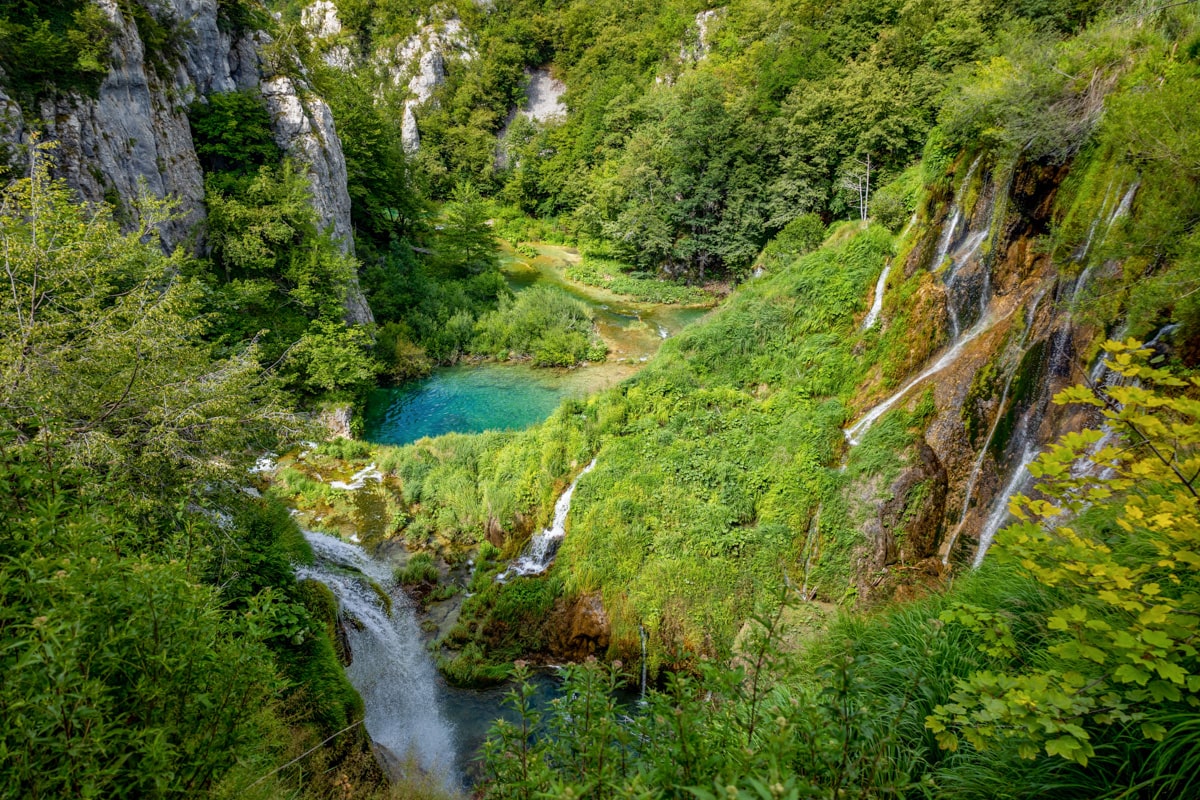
[[0, 0, 372, 322]]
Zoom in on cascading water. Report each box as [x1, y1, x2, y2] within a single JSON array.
[[932, 154, 983, 270], [1074, 180, 1115, 263], [971, 443, 1039, 567], [845, 158, 1010, 446], [861, 259, 892, 331], [1106, 182, 1140, 235], [499, 459, 597, 580], [845, 310, 1004, 445], [941, 290, 1047, 564], [296, 531, 458, 782], [970, 290, 1080, 566]]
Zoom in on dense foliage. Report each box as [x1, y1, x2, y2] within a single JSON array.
[[0, 155, 392, 797], [8, 0, 1200, 798], [329, 0, 1111, 283]]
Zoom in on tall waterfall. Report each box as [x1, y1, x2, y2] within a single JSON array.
[[500, 459, 598, 580], [861, 259, 892, 331], [845, 156, 1006, 446], [296, 531, 458, 781], [970, 311, 1077, 566], [941, 290, 1046, 564]]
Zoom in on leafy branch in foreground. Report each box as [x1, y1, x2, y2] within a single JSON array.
[[929, 338, 1200, 766], [0, 143, 295, 508]]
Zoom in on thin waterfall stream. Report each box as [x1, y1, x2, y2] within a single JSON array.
[[941, 290, 1046, 564], [499, 459, 597, 580], [845, 310, 1005, 445], [861, 259, 892, 331]]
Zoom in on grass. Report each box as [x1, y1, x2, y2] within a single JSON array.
[[396, 552, 439, 585], [565, 255, 715, 305]]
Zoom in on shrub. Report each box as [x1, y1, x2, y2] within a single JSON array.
[[396, 552, 439, 585]]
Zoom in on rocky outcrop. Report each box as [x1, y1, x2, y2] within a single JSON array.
[[682, 9, 724, 63], [302, 1, 354, 70], [2, 0, 373, 324], [495, 67, 567, 168], [318, 404, 354, 439], [546, 592, 611, 662], [387, 15, 474, 153]]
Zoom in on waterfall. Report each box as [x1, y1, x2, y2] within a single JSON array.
[[296, 530, 457, 781], [971, 444, 1038, 567], [1108, 182, 1140, 229], [861, 260, 892, 331], [942, 290, 1046, 564], [1074, 180, 1115, 263], [499, 459, 598, 580], [932, 154, 983, 270], [970, 310, 1076, 566], [638, 625, 648, 704], [845, 310, 1004, 445]]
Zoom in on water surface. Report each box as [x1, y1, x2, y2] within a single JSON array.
[[362, 243, 710, 446]]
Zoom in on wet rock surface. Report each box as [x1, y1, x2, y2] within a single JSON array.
[[546, 592, 611, 662]]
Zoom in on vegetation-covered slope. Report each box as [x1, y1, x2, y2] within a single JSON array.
[[5, 0, 1200, 798]]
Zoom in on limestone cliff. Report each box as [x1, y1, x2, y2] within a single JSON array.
[[0, 0, 373, 324]]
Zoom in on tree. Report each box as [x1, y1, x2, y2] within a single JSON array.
[[436, 181, 500, 277], [840, 154, 871, 225], [929, 339, 1200, 766], [0, 144, 291, 506]]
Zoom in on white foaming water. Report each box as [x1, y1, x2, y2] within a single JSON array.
[[942, 291, 1046, 564], [845, 311, 1002, 446], [499, 459, 597, 580], [1108, 182, 1140, 229], [972, 445, 1038, 567], [249, 455, 277, 474], [861, 260, 892, 331], [330, 463, 383, 491], [932, 154, 983, 270], [296, 531, 457, 781], [1075, 180, 1115, 263]]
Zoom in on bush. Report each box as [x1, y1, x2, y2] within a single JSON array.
[[471, 284, 605, 366], [396, 552, 439, 585]]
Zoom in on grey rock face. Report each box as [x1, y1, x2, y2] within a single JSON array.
[[39, 0, 205, 249], [302, 1, 354, 70], [522, 68, 566, 123], [389, 16, 474, 153], [5, 0, 372, 323]]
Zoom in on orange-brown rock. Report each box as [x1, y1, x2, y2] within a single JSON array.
[[546, 592, 611, 662]]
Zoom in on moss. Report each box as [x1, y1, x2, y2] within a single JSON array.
[[989, 338, 1048, 459]]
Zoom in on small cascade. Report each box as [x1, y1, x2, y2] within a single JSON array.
[[972, 444, 1039, 567], [499, 459, 597, 580], [331, 463, 383, 491], [861, 259, 892, 331], [971, 304, 1077, 566], [296, 531, 457, 781], [932, 154, 983, 269], [1074, 180, 1115, 263], [638, 625, 648, 704], [845, 310, 1002, 445], [1108, 182, 1140, 229], [942, 290, 1046, 564]]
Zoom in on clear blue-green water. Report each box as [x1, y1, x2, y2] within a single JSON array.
[[362, 244, 710, 446], [362, 363, 592, 446]]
